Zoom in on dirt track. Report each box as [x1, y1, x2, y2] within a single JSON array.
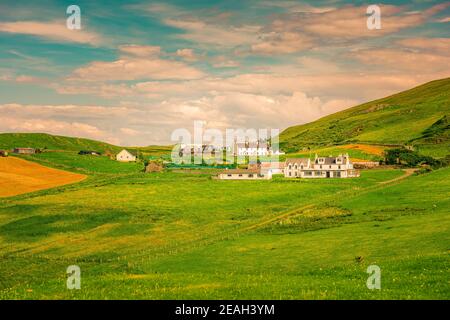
[[0, 157, 86, 198]]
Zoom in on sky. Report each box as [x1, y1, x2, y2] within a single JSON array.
[[0, 0, 449, 146]]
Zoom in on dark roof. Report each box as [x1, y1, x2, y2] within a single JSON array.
[[316, 157, 336, 165], [315, 156, 348, 165]]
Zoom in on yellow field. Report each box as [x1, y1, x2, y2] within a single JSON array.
[[337, 144, 386, 156], [0, 156, 86, 197]]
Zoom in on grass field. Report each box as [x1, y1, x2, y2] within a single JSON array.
[[0, 157, 86, 198], [18, 151, 144, 174], [0, 152, 448, 299]]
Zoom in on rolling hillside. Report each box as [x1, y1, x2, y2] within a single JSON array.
[[0, 133, 173, 157], [0, 133, 122, 153], [280, 78, 450, 157]]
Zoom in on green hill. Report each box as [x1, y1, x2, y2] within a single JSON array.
[[280, 78, 450, 157], [0, 133, 122, 153]]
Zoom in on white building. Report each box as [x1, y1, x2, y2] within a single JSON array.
[[284, 154, 359, 178], [217, 169, 272, 180], [260, 162, 285, 175], [116, 149, 136, 162], [235, 143, 268, 156]]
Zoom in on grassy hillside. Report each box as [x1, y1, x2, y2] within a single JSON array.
[[0, 133, 172, 164], [280, 78, 450, 157], [0, 167, 448, 299], [0, 133, 122, 153], [20, 152, 144, 175]]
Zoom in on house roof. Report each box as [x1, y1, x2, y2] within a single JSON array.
[[286, 158, 309, 165], [315, 156, 349, 165], [260, 161, 285, 168], [219, 169, 260, 174], [118, 149, 136, 156], [315, 157, 336, 165]]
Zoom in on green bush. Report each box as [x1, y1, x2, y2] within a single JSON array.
[[384, 148, 447, 168]]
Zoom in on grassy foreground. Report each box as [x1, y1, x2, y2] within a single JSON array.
[[0, 160, 448, 299]]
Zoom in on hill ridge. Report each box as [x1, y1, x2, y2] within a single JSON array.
[[280, 77, 450, 157]]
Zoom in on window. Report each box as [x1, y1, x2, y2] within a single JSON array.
[[329, 165, 332, 169], [288, 164, 292, 169], [294, 164, 297, 169], [320, 165, 322, 169], [338, 165, 341, 169], [289, 172, 291, 176], [227, 174, 232, 177], [238, 174, 243, 177], [301, 165, 303, 170], [248, 174, 254, 178]]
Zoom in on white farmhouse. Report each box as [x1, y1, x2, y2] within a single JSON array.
[[284, 154, 359, 178], [116, 149, 136, 162]]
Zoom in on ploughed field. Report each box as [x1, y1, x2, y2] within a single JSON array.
[[0, 153, 448, 299], [0, 157, 86, 198]]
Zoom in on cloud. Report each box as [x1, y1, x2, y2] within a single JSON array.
[[165, 18, 260, 47], [0, 20, 101, 45], [397, 37, 450, 54], [66, 50, 205, 82], [120, 127, 140, 136], [119, 45, 161, 57], [251, 32, 314, 54], [211, 55, 240, 68], [351, 48, 450, 72], [255, 1, 335, 14], [252, 3, 450, 53], [437, 17, 450, 23], [176, 48, 198, 61]]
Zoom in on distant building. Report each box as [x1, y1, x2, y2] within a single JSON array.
[[13, 148, 35, 154], [78, 150, 101, 156], [284, 154, 359, 178], [0, 150, 8, 157], [234, 141, 284, 157], [235, 143, 269, 156], [217, 169, 271, 180], [116, 149, 136, 162]]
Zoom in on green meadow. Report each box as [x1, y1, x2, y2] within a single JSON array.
[[18, 151, 145, 174], [0, 155, 448, 299]]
